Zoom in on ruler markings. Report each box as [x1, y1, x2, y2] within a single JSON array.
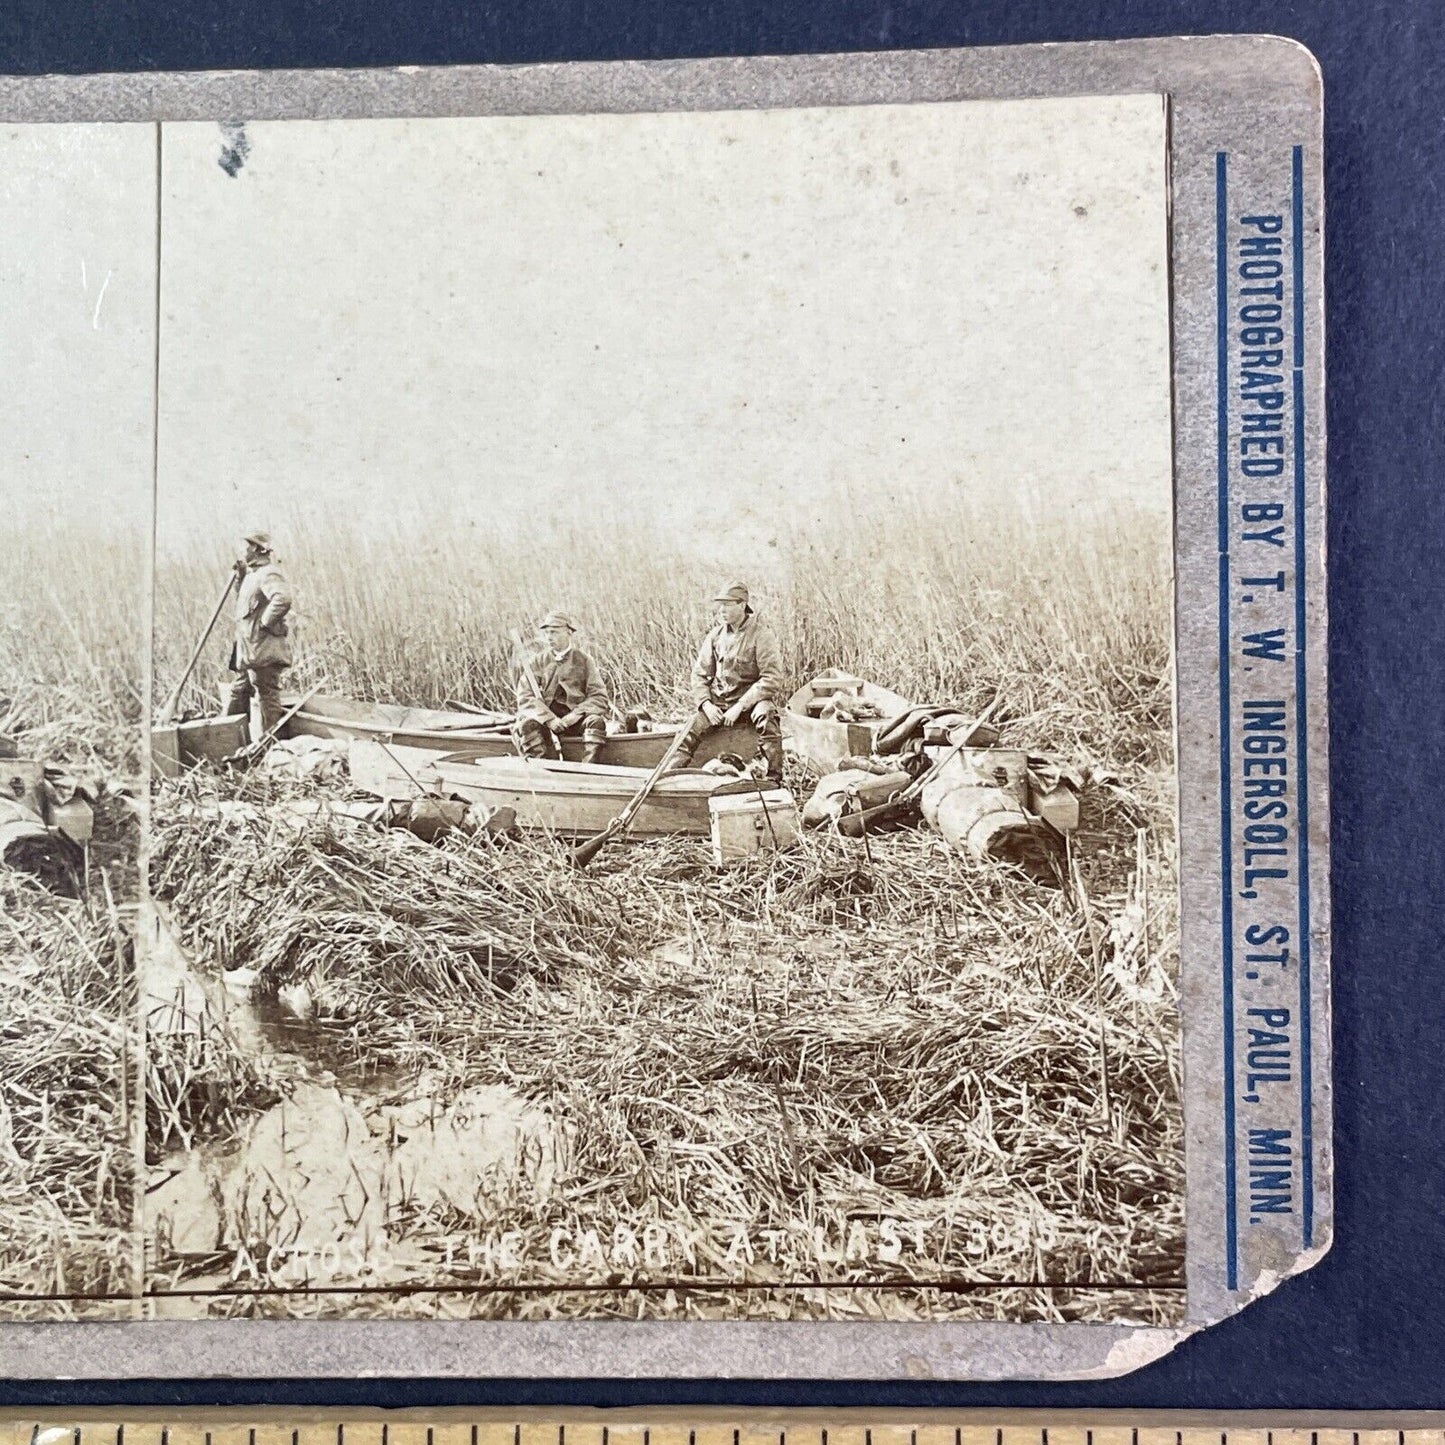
[[10, 1428, 1445, 1445]]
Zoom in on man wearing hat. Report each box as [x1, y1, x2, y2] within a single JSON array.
[[515, 611, 610, 764], [674, 582, 785, 783], [223, 530, 294, 742]]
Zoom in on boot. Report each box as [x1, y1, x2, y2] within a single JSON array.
[[518, 720, 551, 760], [761, 736, 785, 787], [581, 740, 603, 765]]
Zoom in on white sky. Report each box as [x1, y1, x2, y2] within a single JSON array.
[[153, 95, 1170, 557], [0, 124, 155, 536]]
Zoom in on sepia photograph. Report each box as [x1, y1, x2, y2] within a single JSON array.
[[133, 94, 1183, 1323], [0, 123, 153, 1316]]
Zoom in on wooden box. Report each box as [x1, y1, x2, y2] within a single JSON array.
[[48, 797, 93, 844], [177, 714, 249, 764], [709, 787, 800, 866], [151, 725, 182, 779], [151, 715, 249, 777], [1029, 779, 1081, 834]]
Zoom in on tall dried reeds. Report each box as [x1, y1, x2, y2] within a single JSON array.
[[0, 517, 143, 1312], [154, 490, 1170, 769], [0, 522, 145, 775]]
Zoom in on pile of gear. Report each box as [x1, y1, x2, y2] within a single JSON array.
[[0, 738, 97, 890], [801, 726, 1081, 882]]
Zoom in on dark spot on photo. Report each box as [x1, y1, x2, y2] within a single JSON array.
[[219, 122, 251, 179]]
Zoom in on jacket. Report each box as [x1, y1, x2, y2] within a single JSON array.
[[233, 561, 294, 670], [515, 646, 609, 723], [691, 609, 784, 709]]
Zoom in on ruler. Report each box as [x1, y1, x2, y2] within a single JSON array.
[[3, 1416, 1444, 1445]]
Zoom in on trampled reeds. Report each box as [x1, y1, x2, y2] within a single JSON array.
[[147, 761, 1182, 1322], [0, 872, 135, 1315]]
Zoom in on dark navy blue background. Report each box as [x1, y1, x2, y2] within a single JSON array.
[[0, 0, 1437, 1411]]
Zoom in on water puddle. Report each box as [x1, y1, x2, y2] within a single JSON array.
[[141, 907, 568, 1289], [141, 907, 388, 1091]]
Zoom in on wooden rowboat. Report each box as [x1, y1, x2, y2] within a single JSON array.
[[281, 691, 684, 768], [348, 741, 725, 837], [783, 673, 1005, 775], [782, 672, 915, 775]]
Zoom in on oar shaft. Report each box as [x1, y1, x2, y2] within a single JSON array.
[[158, 571, 237, 726], [509, 629, 548, 709]]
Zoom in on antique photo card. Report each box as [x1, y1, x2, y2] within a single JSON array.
[[0, 35, 1328, 1378], [0, 123, 153, 1318]]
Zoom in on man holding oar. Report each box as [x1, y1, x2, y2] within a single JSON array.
[[672, 582, 785, 784], [514, 611, 610, 764], [222, 530, 294, 743]]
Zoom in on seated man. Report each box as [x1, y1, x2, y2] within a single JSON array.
[[673, 582, 785, 783], [514, 611, 610, 764]]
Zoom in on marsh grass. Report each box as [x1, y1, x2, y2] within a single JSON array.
[[148, 488, 1182, 1322], [0, 524, 145, 774], [0, 871, 137, 1315], [0, 520, 143, 1314], [146, 783, 1182, 1322]]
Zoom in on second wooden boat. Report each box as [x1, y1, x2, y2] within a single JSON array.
[[782, 672, 915, 775], [348, 741, 727, 837]]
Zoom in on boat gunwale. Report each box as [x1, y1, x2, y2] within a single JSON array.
[[783, 674, 916, 722], [284, 693, 680, 747], [433, 754, 728, 794]]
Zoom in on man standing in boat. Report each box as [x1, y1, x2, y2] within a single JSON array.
[[223, 529, 294, 743], [515, 611, 610, 764], [672, 582, 785, 783]]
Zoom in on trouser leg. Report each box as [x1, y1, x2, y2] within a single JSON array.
[[252, 665, 287, 742], [669, 708, 716, 770], [222, 672, 254, 719], [517, 717, 552, 759], [751, 700, 784, 782]]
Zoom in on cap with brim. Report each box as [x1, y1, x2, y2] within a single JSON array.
[[712, 583, 749, 604], [244, 530, 273, 550], [539, 611, 577, 632]]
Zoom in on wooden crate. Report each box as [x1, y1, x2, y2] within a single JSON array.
[[709, 788, 800, 866], [152, 716, 250, 776], [151, 726, 182, 779], [178, 714, 249, 765]]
